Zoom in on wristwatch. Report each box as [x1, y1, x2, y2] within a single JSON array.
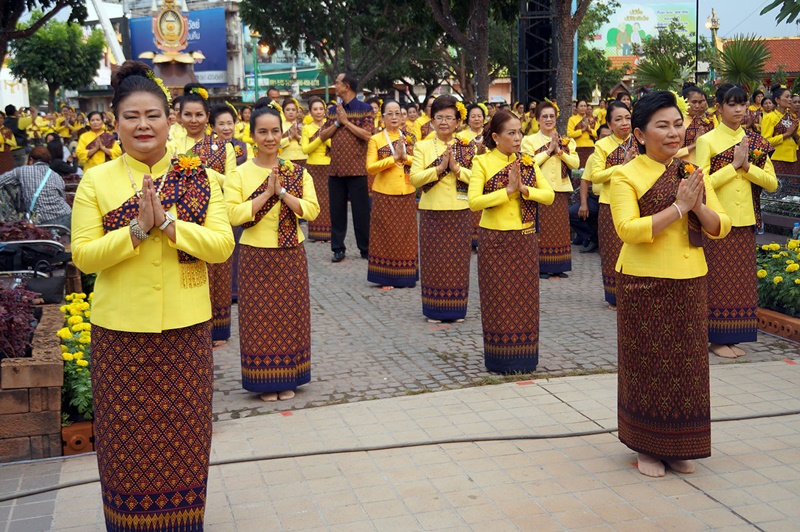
[[278, 187, 287, 200], [158, 211, 176, 231]]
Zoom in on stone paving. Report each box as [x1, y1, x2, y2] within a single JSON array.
[[211, 225, 799, 421]]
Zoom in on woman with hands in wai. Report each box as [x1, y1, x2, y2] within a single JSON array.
[[610, 90, 731, 479], [695, 83, 778, 360], [468, 109, 554, 375], [225, 103, 319, 403]]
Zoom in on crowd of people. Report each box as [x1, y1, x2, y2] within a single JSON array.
[[8, 58, 786, 527]]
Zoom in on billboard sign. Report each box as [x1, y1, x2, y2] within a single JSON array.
[[587, 0, 697, 58], [129, 7, 227, 87]]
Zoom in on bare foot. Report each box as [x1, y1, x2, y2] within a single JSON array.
[[213, 339, 227, 348], [665, 459, 696, 474], [427, 318, 442, 324], [637, 453, 665, 477], [729, 345, 746, 357], [710, 343, 737, 359], [608, 304, 617, 311], [380, 286, 394, 291], [455, 319, 465, 323], [259, 392, 278, 402], [278, 390, 295, 400]]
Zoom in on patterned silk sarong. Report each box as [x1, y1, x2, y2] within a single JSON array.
[[419, 209, 472, 320]]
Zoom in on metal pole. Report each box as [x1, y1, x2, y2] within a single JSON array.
[[90, 0, 126, 63], [252, 36, 259, 101], [695, 0, 699, 82]]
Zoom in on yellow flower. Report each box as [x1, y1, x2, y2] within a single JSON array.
[[88, 292, 93, 301], [192, 87, 209, 100], [772, 254, 781, 259], [61, 344, 69, 353], [780, 251, 789, 257], [752, 148, 763, 159], [455, 101, 467, 121], [67, 315, 83, 325], [84, 311, 91, 318], [788, 260, 796, 264], [60, 305, 68, 313], [769, 243, 781, 251], [788, 240, 799, 250], [302, 115, 313, 125], [460, 136, 470, 146], [177, 153, 201, 172], [57, 327, 73, 339], [774, 276, 783, 284], [76, 359, 88, 367], [795, 279, 800, 285], [757, 269, 767, 278], [683, 163, 696, 174], [786, 263, 799, 273], [65, 294, 73, 302], [671, 91, 689, 116], [77, 293, 86, 299], [283, 160, 294, 172], [62, 353, 74, 362], [520, 154, 534, 167], [73, 351, 83, 360], [762, 244, 770, 251]]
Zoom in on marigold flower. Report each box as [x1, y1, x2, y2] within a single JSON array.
[[788, 240, 799, 250], [57, 327, 73, 339], [73, 351, 83, 360], [177, 154, 201, 172], [561, 137, 570, 146], [683, 163, 696, 175], [76, 359, 89, 367], [61, 344, 69, 353], [761, 244, 770, 251], [772, 254, 781, 258], [795, 279, 800, 285], [774, 276, 783, 284], [769, 243, 781, 251], [68, 315, 83, 325], [62, 353, 74, 362], [752, 149, 763, 159], [757, 269, 768, 278], [780, 251, 789, 257], [65, 294, 73, 302], [283, 160, 294, 172], [786, 263, 799, 273], [460, 137, 470, 146], [60, 305, 68, 313], [455, 101, 467, 121], [520, 154, 534, 167]]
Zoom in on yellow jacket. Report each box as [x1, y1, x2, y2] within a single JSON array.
[[611, 155, 731, 279], [300, 123, 331, 165], [71, 152, 234, 333], [456, 129, 483, 145], [410, 137, 472, 211], [0, 128, 17, 152], [521, 132, 579, 192], [366, 130, 414, 195], [695, 122, 779, 227], [225, 159, 320, 248], [169, 123, 186, 144], [235, 122, 253, 145], [168, 135, 237, 180], [587, 134, 634, 204], [567, 114, 596, 148], [411, 115, 430, 143], [760, 109, 798, 163], [54, 116, 71, 138], [468, 149, 554, 231], [281, 121, 307, 161], [75, 131, 122, 172]]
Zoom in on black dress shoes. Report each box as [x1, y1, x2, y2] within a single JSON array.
[[579, 241, 599, 253], [332, 251, 346, 263]]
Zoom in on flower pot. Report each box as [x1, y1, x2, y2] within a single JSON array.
[[756, 308, 800, 343], [61, 420, 94, 456]]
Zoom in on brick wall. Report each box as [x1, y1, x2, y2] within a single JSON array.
[[0, 305, 64, 463]]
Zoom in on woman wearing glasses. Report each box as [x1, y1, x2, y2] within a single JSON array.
[[411, 95, 474, 322], [366, 99, 418, 288]]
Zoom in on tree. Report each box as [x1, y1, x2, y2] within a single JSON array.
[[240, 0, 424, 90], [9, 13, 105, 109], [555, 0, 594, 132], [635, 55, 693, 90], [0, 0, 87, 68], [761, 0, 800, 24], [577, 1, 627, 99], [27, 79, 48, 108], [773, 64, 788, 87], [714, 35, 769, 93], [632, 18, 700, 70]]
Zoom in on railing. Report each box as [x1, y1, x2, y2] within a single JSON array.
[[762, 174, 800, 236]]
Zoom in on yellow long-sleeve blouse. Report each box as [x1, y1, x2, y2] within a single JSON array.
[[760, 109, 798, 163], [281, 121, 308, 161], [235, 122, 253, 145], [456, 129, 483, 145], [366, 130, 414, 195], [75, 130, 122, 172], [225, 159, 320, 248], [468, 149, 554, 231], [410, 137, 472, 211], [611, 155, 731, 279], [695, 122, 779, 227], [168, 135, 236, 180], [71, 152, 234, 333], [587, 134, 634, 204], [567, 114, 596, 148], [0, 128, 17, 152], [300, 122, 331, 165], [521, 132, 579, 192], [410, 115, 429, 143]]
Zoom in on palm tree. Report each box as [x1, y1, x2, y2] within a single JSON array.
[[715, 36, 769, 93], [634, 55, 692, 91]]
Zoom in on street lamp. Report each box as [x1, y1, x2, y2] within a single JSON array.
[[706, 9, 720, 49], [249, 30, 267, 100]]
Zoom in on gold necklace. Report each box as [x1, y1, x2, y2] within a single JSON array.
[[122, 155, 170, 198]]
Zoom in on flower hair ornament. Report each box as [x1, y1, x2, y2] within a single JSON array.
[[455, 101, 467, 121], [670, 90, 689, 117], [544, 98, 559, 117], [145, 70, 172, 105], [477, 102, 489, 117], [268, 100, 283, 114], [190, 87, 209, 100]]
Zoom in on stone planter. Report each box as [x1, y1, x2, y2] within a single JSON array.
[[757, 308, 800, 343], [0, 305, 64, 463]]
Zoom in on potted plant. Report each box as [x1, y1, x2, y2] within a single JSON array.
[[756, 240, 800, 342], [58, 292, 94, 455]]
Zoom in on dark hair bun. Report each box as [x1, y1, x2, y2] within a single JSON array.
[[111, 61, 153, 91]]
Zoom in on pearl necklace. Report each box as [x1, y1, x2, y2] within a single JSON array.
[[122, 155, 169, 199]]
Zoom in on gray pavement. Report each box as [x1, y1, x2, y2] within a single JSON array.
[[211, 225, 799, 421]]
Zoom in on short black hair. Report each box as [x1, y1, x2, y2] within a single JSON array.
[[4, 105, 16, 116], [466, 103, 486, 119], [631, 90, 681, 155], [429, 95, 458, 120], [615, 91, 631, 101], [606, 101, 630, 123], [339, 72, 359, 93], [86, 110, 103, 121], [209, 103, 237, 126], [682, 85, 705, 99], [250, 105, 282, 133], [716, 83, 748, 105], [381, 99, 400, 115]]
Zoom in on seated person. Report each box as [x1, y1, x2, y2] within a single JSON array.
[[0, 146, 72, 226]]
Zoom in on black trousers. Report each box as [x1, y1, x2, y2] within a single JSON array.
[[568, 193, 599, 245], [329, 175, 370, 254]]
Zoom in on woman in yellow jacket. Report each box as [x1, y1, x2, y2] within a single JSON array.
[[760, 85, 799, 176], [366, 99, 418, 288], [521, 101, 579, 278], [0, 112, 17, 173], [567, 99, 596, 167], [611, 90, 730, 479], [469, 109, 554, 373], [75, 111, 122, 172], [410, 95, 474, 322], [696, 83, 778, 359], [71, 61, 234, 529], [235, 106, 253, 146], [301, 97, 332, 241], [225, 104, 319, 402], [281, 98, 308, 165], [457, 103, 488, 248], [586, 101, 636, 308]]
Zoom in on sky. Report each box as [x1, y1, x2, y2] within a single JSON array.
[[697, 0, 798, 38]]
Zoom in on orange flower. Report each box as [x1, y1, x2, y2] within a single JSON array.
[[683, 163, 696, 175], [460, 136, 470, 146], [752, 148, 763, 159], [561, 137, 570, 145], [177, 153, 201, 172]]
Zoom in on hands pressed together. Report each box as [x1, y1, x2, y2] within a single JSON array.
[[435, 145, 462, 177], [136, 175, 168, 233], [674, 166, 706, 216], [504, 161, 529, 197]]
